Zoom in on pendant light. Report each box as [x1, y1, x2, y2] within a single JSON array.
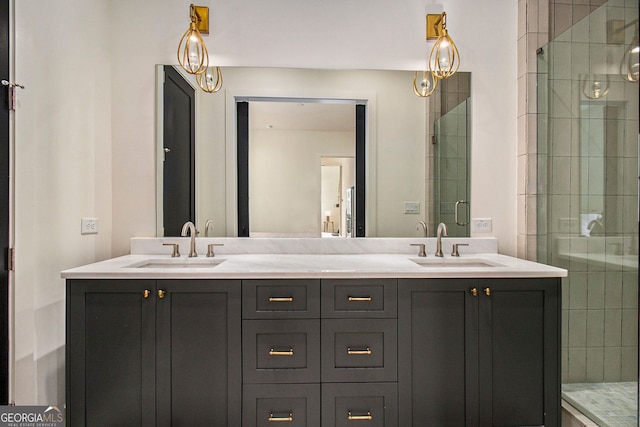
[[621, 33, 640, 82], [413, 11, 460, 97], [177, 4, 210, 75], [413, 70, 438, 97], [581, 74, 610, 99], [196, 66, 223, 93], [428, 12, 460, 79]]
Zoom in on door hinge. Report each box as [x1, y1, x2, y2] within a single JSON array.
[[7, 247, 14, 271], [1, 80, 25, 111]]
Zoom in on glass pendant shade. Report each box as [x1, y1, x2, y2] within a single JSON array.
[[413, 70, 438, 97], [177, 8, 209, 75], [429, 27, 460, 79], [581, 74, 610, 99], [196, 66, 223, 93], [621, 35, 640, 82]]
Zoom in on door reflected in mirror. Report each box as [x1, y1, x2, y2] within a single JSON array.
[[321, 157, 355, 238]]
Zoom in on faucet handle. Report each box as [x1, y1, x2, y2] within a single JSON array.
[[451, 243, 469, 257], [207, 243, 224, 258], [410, 243, 427, 257], [163, 243, 181, 258]]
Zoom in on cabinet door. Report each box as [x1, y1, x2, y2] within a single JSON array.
[[478, 278, 560, 427], [66, 279, 156, 427], [398, 279, 479, 427], [155, 280, 241, 427]]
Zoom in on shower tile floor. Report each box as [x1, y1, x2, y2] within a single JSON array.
[[562, 382, 637, 427]]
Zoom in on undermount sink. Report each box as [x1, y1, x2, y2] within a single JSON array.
[[125, 258, 226, 269], [410, 257, 505, 268]]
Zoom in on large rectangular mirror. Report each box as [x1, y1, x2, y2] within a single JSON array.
[[156, 66, 471, 238]]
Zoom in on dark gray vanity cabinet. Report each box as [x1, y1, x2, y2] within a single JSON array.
[[67, 275, 560, 427], [398, 278, 560, 427], [66, 279, 241, 427]]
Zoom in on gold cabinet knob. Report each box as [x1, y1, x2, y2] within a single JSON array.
[[484, 287, 491, 296], [143, 289, 151, 299], [158, 289, 166, 299], [470, 287, 478, 297]]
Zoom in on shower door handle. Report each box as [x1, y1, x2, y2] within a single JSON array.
[[455, 200, 469, 226]]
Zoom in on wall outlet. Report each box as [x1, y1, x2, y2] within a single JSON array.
[[471, 218, 492, 232], [404, 202, 420, 214], [81, 218, 99, 235]]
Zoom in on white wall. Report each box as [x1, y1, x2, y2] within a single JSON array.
[[13, 0, 517, 403], [14, 0, 112, 403], [250, 129, 354, 236]]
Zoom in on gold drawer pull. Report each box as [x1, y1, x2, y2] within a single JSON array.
[[348, 411, 372, 421], [484, 287, 491, 296], [269, 412, 293, 422], [269, 348, 294, 356], [347, 347, 371, 355], [470, 288, 478, 297], [348, 296, 372, 302], [269, 297, 294, 302], [143, 289, 151, 299], [157, 289, 166, 299]]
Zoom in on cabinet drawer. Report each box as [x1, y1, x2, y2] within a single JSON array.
[[243, 279, 320, 319], [321, 319, 397, 382], [322, 383, 398, 427], [322, 279, 397, 318], [243, 384, 320, 427], [243, 319, 320, 383]]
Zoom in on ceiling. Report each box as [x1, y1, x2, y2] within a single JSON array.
[[249, 101, 356, 132]]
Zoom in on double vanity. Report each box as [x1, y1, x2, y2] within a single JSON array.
[[63, 237, 566, 427]]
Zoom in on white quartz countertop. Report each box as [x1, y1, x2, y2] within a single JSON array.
[[61, 252, 567, 279]]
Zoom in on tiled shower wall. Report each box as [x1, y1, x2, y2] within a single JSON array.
[[433, 99, 469, 237], [536, 0, 638, 382], [518, 0, 608, 261], [427, 73, 470, 237]]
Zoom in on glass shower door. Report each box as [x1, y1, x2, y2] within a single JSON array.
[[537, 0, 639, 424], [434, 99, 470, 237]]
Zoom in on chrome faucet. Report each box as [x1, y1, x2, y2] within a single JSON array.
[[416, 220, 428, 237], [180, 221, 198, 257], [435, 222, 448, 257], [204, 219, 214, 237]]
